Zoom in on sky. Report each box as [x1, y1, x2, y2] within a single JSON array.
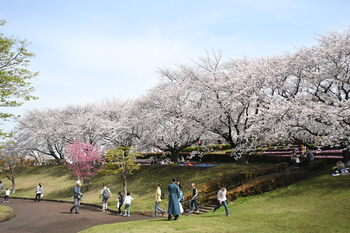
[[0, 0, 350, 132]]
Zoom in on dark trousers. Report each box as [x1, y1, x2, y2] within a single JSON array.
[[4, 195, 9, 202], [118, 203, 123, 214], [168, 214, 179, 220], [190, 199, 198, 211], [34, 193, 41, 202]]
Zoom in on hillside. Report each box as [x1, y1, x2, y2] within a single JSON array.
[[1, 163, 273, 211], [81, 169, 350, 233]]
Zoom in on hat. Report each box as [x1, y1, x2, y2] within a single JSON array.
[[76, 180, 81, 185]]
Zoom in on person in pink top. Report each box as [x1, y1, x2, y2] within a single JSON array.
[[213, 185, 230, 216]]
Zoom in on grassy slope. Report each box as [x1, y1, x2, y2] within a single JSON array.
[[0, 205, 15, 222], [81, 170, 350, 233], [1, 163, 267, 211]]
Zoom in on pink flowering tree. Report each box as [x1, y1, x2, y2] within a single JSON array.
[[66, 142, 103, 190]]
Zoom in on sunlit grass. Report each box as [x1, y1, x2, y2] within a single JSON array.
[[81, 171, 350, 233], [1, 163, 266, 212], [0, 205, 15, 221]]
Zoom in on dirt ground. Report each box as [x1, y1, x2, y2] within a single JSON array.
[[0, 199, 150, 233]]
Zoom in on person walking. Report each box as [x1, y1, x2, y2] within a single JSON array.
[[154, 183, 165, 217], [100, 184, 112, 212], [116, 192, 124, 216], [213, 185, 230, 216], [3, 188, 10, 203], [167, 178, 180, 221], [123, 192, 133, 217], [189, 183, 199, 213], [0, 180, 3, 195], [34, 183, 43, 202], [70, 181, 83, 214], [177, 180, 184, 214]]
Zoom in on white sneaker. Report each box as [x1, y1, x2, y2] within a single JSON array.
[[123, 214, 127, 217], [127, 215, 130, 217]]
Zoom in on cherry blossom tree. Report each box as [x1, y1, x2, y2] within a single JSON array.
[[133, 80, 205, 162], [66, 142, 102, 190]]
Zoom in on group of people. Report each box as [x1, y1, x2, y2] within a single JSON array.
[[1, 178, 229, 219], [332, 160, 350, 176], [290, 149, 315, 167], [69, 181, 133, 217], [165, 178, 229, 220]]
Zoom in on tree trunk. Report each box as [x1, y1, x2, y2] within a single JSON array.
[[122, 174, 127, 196], [170, 150, 181, 163], [10, 176, 15, 193], [342, 149, 349, 163]]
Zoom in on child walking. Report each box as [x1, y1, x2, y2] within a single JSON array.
[[117, 192, 124, 216], [4, 188, 11, 203], [123, 192, 133, 217]]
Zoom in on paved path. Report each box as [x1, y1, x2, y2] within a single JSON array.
[[0, 199, 150, 233]]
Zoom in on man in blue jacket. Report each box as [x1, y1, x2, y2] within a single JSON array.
[[70, 180, 83, 214]]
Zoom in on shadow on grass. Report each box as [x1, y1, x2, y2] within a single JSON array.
[[46, 186, 74, 199], [15, 186, 36, 194], [265, 170, 350, 199]]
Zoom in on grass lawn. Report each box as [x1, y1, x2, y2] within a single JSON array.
[[0, 205, 15, 222], [0, 163, 268, 212], [81, 170, 350, 233]]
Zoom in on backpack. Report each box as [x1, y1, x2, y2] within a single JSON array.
[[161, 190, 165, 199], [102, 188, 111, 199]]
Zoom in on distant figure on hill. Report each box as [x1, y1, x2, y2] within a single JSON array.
[[0, 180, 3, 195], [3, 187, 10, 203], [167, 177, 180, 221], [100, 184, 112, 212], [70, 181, 83, 214], [291, 150, 301, 167], [176, 180, 184, 214], [34, 183, 43, 202], [336, 160, 345, 169], [123, 192, 133, 217], [189, 183, 199, 213], [154, 183, 165, 217], [213, 185, 230, 216], [306, 150, 315, 164], [116, 191, 124, 216], [333, 160, 346, 176]]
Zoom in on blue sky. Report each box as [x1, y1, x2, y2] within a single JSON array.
[[1, 0, 350, 131]]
